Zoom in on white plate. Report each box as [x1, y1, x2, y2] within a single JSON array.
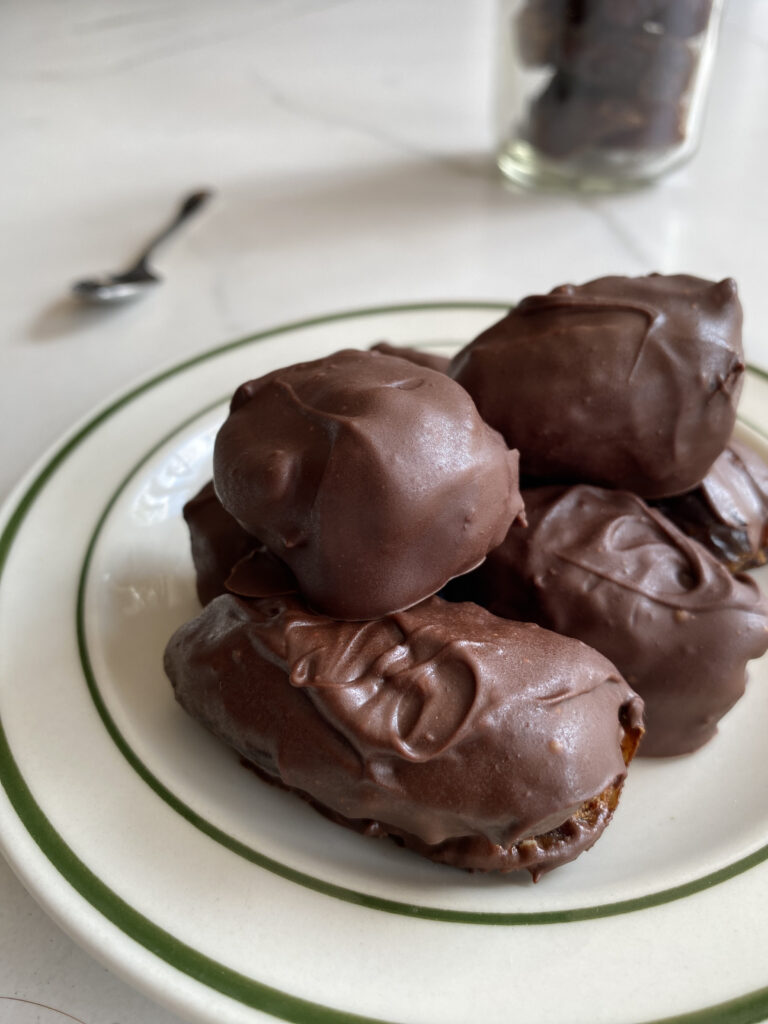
[[1, 304, 768, 1024]]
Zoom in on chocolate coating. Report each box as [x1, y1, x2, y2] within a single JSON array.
[[183, 481, 297, 606], [452, 485, 768, 757], [450, 274, 744, 498], [164, 591, 642, 878], [654, 440, 768, 572], [213, 349, 524, 620], [183, 481, 258, 605], [370, 342, 450, 374]]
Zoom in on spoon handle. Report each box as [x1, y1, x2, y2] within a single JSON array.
[[126, 189, 213, 273]]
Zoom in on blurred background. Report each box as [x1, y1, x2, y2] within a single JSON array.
[[1, 1, 767, 1021], [3, 0, 768, 501]]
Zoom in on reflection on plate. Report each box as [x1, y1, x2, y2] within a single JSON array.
[[1, 305, 768, 1024]]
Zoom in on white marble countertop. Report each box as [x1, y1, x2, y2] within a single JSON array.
[[1, 1, 767, 1022]]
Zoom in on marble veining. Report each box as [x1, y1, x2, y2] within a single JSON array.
[[1, 1, 767, 1021]]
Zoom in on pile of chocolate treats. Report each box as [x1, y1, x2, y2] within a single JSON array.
[[164, 273, 768, 881], [515, 0, 714, 158]]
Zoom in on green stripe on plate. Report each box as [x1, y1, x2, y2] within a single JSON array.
[[76, 368, 768, 927], [1, 303, 768, 1024], [0, 725, 389, 1024]]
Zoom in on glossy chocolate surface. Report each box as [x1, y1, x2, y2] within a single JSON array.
[[183, 481, 258, 605], [452, 484, 768, 757], [183, 481, 297, 605], [213, 348, 524, 620], [654, 440, 768, 572], [164, 591, 642, 878], [450, 275, 744, 498], [370, 341, 450, 374]]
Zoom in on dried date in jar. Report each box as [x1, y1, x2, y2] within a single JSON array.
[[497, 0, 723, 189]]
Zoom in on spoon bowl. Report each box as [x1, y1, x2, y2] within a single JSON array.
[[71, 268, 161, 305], [71, 190, 211, 305]]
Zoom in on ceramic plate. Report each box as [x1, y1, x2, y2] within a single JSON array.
[[1, 304, 768, 1024]]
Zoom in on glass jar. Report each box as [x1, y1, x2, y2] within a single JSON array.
[[496, 0, 725, 190]]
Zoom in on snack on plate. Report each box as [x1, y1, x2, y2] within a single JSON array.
[[653, 440, 768, 572], [369, 341, 450, 374], [164, 586, 643, 880], [166, 270, 765, 883], [183, 481, 257, 606], [449, 274, 744, 498], [213, 348, 524, 620], [448, 484, 768, 757]]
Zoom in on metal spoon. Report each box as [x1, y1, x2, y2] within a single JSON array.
[[71, 189, 212, 304]]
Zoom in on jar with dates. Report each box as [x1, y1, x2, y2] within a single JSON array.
[[496, 0, 724, 189]]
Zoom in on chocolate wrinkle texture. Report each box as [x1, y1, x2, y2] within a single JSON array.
[[449, 274, 744, 499], [369, 341, 450, 375], [163, 593, 643, 879], [448, 484, 768, 758], [213, 348, 524, 620], [183, 482, 259, 605], [653, 440, 768, 572], [183, 481, 298, 606]]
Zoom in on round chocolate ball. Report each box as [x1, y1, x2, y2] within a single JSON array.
[[453, 484, 768, 757], [213, 349, 524, 620], [183, 481, 257, 606], [450, 274, 744, 499], [165, 591, 643, 878]]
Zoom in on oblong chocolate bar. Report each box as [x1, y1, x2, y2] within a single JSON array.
[[164, 593, 643, 879], [449, 484, 768, 757]]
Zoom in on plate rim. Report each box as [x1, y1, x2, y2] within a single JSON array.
[[76, 357, 768, 928], [3, 302, 768, 1024]]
